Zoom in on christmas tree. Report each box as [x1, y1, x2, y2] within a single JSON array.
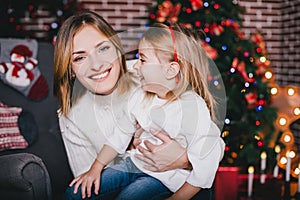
[[148, 0, 278, 173]]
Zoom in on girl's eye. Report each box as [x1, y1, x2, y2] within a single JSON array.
[[139, 58, 146, 63]]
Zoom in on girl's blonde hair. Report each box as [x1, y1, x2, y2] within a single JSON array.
[[54, 10, 135, 116], [141, 23, 216, 120]]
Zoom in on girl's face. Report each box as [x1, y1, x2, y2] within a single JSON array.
[[134, 40, 172, 98], [71, 25, 121, 95]]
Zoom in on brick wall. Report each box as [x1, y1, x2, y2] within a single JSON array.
[[281, 0, 300, 86], [238, 0, 300, 86], [79, 0, 299, 85], [78, 0, 154, 59]]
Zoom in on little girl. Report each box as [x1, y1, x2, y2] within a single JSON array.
[[71, 23, 225, 200]]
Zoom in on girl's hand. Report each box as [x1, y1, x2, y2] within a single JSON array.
[[132, 123, 143, 147], [69, 160, 104, 199], [134, 129, 191, 172]]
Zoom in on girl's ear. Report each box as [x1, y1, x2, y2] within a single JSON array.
[[163, 61, 180, 80]]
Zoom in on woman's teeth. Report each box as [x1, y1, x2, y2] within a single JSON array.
[[91, 71, 109, 80]]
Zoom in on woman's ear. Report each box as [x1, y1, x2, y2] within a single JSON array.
[[163, 61, 180, 80]]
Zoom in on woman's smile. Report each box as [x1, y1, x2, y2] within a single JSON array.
[[89, 68, 111, 81]]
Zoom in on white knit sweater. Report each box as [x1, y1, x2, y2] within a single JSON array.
[[58, 88, 130, 177]]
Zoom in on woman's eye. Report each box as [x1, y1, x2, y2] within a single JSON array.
[[73, 56, 85, 63], [98, 45, 110, 53]]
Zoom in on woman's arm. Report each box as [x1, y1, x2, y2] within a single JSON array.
[[134, 128, 192, 171]]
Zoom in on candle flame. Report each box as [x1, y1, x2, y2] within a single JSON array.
[[260, 151, 267, 159], [275, 145, 280, 153], [248, 166, 254, 173], [289, 151, 296, 158], [280, 157, 287, 164]]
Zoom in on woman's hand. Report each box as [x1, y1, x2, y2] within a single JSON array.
[[69, 160, 104, 199], [134, 129, 191, 172]]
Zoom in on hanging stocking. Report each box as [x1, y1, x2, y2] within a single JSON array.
[[0, 38, 48, 101]]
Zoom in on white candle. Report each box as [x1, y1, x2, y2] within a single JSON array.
[[297, 166, 300, 192], [286, 152, 291, 182], [273, 145, 280, 178], [273, 157, 279, 178], [248, 166, 254, 197], [260, 151, 267, 184], [298, 173, 300, 193]]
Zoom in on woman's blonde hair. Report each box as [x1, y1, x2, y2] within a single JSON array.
[[141, 23, 216, 120], [54, 10, 135, 116]]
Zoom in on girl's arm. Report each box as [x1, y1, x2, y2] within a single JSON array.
[[70, 145, 118, 199]]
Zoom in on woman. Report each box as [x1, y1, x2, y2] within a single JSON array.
[[54, 10, 214, 199]]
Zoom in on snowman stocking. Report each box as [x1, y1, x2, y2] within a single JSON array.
[[0, 38, 48, 101]]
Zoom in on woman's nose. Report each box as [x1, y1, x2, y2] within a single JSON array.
[[91, 64, 102, 71], [90, 54, 104, 71]]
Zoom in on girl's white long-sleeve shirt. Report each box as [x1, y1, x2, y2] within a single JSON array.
[[105, 89, 225, 192]]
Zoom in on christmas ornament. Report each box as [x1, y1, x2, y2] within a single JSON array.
[[156, 0, 181, 23]]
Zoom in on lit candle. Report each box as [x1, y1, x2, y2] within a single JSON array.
[[297, 166, 300, 193], [286, 151, 291, 182], [273, 145, 280, 178], [298, 173, 300, 193], [248, 166, 254, 197], [260, 151, 267, 184]]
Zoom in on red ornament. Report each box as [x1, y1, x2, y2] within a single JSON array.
[[225, 146, 229, 151], [28, 5, 34, 11], [186, 8, 192, 13], [150, 13, 156, 19], [195, 21, 201, 27], [257, 99, 265, 106], [231, 57, 255, 83], [257, 141, 263, 147], [190, 0, 203, 11], [251, 33, 267, 54], [203, 27, 209, 33], [156, 0, 181, 23], [221, 19, 245, 39], [255, 120, 261, 126], [213, 3, 220, 9], [256, 47, 262, 53], [245, 92, 257, 109], [209, 23, 224, 36], [201, 41, 218, 60]]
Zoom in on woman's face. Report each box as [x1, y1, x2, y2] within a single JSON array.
[[71, 25, 121, 95]]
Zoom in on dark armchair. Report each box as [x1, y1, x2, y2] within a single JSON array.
[[0, 153, 52, 200]]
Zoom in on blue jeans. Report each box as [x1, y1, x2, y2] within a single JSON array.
[[62, 157, 172, 200]]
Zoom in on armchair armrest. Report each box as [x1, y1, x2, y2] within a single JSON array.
[[0, 153, 52, 200]]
